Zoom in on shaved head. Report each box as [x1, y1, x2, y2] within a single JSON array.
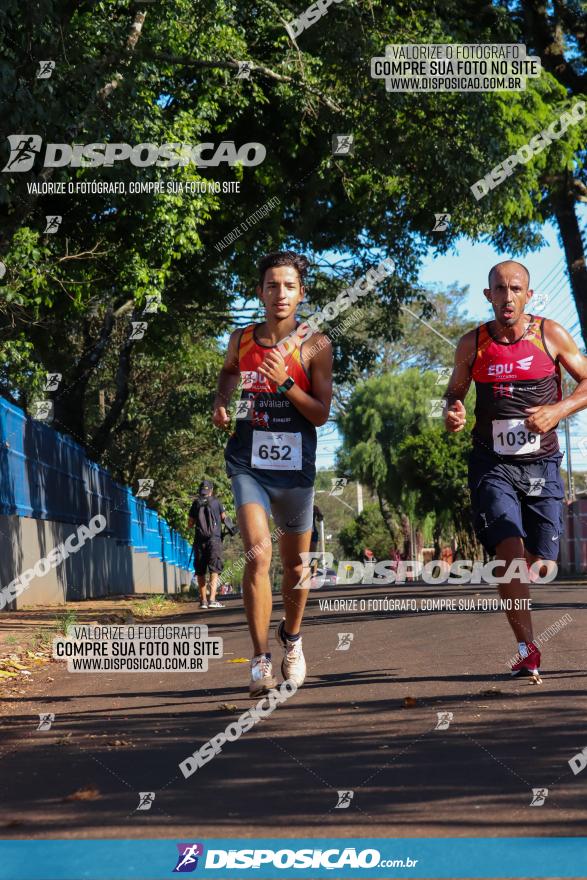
[[484, 259, 533, 328], [488, 260, 530, 289]]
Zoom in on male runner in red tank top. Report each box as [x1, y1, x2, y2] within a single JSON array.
[[212, 252, 333, 697], [444, 260, 587, 678]]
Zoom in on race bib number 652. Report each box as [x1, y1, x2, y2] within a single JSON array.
[[492, 418, 541, 455], [251, 431, 302, 470]]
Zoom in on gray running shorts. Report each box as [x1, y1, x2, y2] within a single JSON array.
[[230, 473, 314, 533]]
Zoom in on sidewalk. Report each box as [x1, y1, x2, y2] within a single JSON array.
[[0, 594, 205, 702]]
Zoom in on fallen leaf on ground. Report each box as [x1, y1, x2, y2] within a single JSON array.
[[218, 703, 239, 712], [0, 670, 18, 678], [226, 658, 249, 663], [106, 739, 132, 747], [403, 696, 418, 707]]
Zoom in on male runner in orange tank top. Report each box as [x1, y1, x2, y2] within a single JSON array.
[[444, 260, 587, 678], [213, 252, 333, 697]]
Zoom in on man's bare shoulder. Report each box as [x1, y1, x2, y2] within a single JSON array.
[[458, 326, 479, 346], [455, 326, 479, 356], [543, 317, 570, 344], [228, 326, 245, 345], [222, 326, 246, 371]]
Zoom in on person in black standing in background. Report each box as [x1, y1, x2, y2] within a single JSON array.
[[188, 480, 227, 610], [310, 504, 323, 555], [309, 503, 324, 576]]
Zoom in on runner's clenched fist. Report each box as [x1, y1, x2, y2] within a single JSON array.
[[445, 399, 466, 433]]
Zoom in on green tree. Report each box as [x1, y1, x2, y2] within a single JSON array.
[[3, 0, 585, 455], [337, 367, 440, 554], [98, 335, 229, 537], [376, 285, 477, 373], [1, 0, 586, 538], [338, 502, 404, 560], [396, 422, 480, 559]]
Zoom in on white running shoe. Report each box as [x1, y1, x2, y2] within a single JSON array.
[[275, 618, 306, 687], [249, 654, 277, 698], [209, 601, 224, 608], [200, 602, 208, 610]]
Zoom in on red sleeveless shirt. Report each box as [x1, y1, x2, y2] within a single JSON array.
[[471, 315, 561, 461], [224, 323, 317, 487]]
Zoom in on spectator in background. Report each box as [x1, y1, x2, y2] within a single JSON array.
[[310, 504, 324, 553], [310, 504, 324, 574], [188, 480, 227, 610]]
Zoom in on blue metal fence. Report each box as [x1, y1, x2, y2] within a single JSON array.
[[0, 396, 191, 569]]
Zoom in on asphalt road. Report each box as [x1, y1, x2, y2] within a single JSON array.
[[1, 580, 586, 839]]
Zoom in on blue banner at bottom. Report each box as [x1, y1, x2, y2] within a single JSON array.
[[0, 838, 585, 879]]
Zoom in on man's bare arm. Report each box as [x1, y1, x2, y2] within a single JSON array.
[[525, 320, 587, 434], [213, 329, 241, 428], [443, 330, 476, 433], [294, 334, 333, 427]]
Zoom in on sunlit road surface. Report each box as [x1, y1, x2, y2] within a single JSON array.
[[1, 579, 585, 839]]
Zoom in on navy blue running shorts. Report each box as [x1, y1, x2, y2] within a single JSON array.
[[468, 449, 564, 560]]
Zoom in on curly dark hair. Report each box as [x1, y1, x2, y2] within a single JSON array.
[[258, 251, 310, 287]]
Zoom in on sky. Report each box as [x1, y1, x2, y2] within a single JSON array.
[[316, 216, 587, 478]]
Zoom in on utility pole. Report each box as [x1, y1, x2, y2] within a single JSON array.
[[564, 417, 575, 501], [562, 373, 576, 502], [319, 517, 326, 571], [356, 482, 363, 514]]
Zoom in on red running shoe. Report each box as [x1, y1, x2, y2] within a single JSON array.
[[511, 641, 541, 677]]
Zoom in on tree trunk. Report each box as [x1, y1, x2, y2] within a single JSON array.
[[48, 308, 117, 446], [376, 489, 400, 543], [550, 173, 587, 345], [89, 328, 136, 459], [52, 384, 87, 446], [401, 513, 412, 558], [415, 526, 423, 561]]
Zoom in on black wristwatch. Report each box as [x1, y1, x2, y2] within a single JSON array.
[[277, 376, 295, 394]]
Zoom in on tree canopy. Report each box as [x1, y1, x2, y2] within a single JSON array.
[[1, 0, 585, 530]]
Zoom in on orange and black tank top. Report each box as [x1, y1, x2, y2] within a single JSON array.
[[224, 323, 317, 487], [471, 315, 561, 461]]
